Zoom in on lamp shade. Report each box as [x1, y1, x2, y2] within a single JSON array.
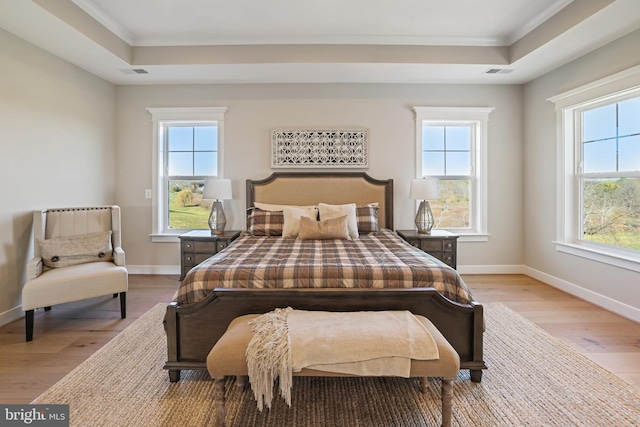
[[410, 178, 439, 201], [202, 178, 232, 200]]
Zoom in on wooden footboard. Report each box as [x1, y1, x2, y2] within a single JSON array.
[[163, 287, 486, 382]]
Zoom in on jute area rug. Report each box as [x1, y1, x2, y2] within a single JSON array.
[[33, 303, 640, 426]]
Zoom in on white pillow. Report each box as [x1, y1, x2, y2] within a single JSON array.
[[254, 202, 317, 212], [282, 207, 318, 238], [318, 203, 359, 239]]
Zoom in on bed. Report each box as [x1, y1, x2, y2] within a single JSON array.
[[163, 172, 486, 382]]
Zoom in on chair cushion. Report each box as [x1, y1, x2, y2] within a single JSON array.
[[21, 262, 127, 311], [38, 231, 113, 268]]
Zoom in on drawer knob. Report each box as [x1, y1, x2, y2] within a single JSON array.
[[186, 243, 193, 249], [186, 256, 192, 261]]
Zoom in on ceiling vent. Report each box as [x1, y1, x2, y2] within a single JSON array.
[[484, 68, 513, 74]]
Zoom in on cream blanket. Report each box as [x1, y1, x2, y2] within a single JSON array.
[[246, 308, 439, 410]]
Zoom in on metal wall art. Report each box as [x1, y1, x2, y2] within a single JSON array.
[[271, 129, 369, 168]]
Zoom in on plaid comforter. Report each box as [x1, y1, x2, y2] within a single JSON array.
[[176, 229, 474, 305]]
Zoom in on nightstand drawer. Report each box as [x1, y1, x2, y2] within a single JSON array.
[[396, 230, 459, 270], [404, 238, 420, 249], [419, 239, 455, 253], [183, 253, 213, 266], [178, 230, 241, 281], [191, 241, 216, 253], [420, 240, 444, 252], [442, 253, 455, 267]]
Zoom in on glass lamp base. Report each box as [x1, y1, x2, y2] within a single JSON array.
[[208, 200, 227, 235], [415, 200, 435, 234]]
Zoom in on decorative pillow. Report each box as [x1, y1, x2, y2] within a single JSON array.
[[298, 215, 350, 240], [318, 203, 358, 239], [356, 204, 380, 234], [254, 202, 317, 212], [282, 207, 318, 239], [38, 231, 113, 268], [246, 208, 284, 236]]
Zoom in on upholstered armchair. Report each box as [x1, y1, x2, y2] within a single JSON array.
[[22, 206, 128, 341]]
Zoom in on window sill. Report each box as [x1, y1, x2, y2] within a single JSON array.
[[555, 241, 640, 273]]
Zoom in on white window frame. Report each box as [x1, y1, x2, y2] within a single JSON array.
[[147, 107, 228, 242], [549, 65, 640, 272], [413, 106, 493, 242]]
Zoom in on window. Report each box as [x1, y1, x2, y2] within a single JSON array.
[[580, 97, 640, 250], [414, 107, 493, 240], [550, 65, 640, 271], [147, 107, 227, 242]]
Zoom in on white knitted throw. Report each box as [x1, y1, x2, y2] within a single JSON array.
[[245, 308, 439, 411], [246, 307, 294, 411]]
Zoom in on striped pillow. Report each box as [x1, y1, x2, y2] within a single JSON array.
[[356, 204, 380, 234], [246, 208, 284, 236]]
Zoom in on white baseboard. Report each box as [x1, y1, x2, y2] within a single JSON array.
[[458, 265, 525, 275], [0, 305, 24, 327], [127, 265, 180, 275], [523, 266, 640, 323]]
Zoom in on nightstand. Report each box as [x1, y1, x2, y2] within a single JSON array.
[[396, 229, 459, 269], [178, 230, 241, 280]]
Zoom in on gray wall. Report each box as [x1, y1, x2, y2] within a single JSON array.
[[115, 84, 523, 271], [523, 28, 640, 315], [0, 28, 116, 324], [3, 22, 640, 326]]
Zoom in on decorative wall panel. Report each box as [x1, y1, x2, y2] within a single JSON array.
[[271, 129, 369, 168]]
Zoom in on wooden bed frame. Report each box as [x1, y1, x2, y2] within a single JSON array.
[[163, 172, 486, 382]]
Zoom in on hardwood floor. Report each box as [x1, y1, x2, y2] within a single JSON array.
[[466, 274, 640, 388], [0, 273, 638, 404]]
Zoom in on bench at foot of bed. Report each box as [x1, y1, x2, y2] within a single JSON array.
[[206, 313, 460, 427]]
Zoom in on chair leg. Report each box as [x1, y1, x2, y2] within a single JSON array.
[[25, 310, 34, 342], [119, 292, 126, 319]]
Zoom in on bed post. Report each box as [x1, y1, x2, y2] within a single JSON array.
[[163, 302, 181, 382], [470, 302, 485, 382]]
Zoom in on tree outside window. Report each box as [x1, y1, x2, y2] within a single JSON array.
[[580, 97, 640, 250]]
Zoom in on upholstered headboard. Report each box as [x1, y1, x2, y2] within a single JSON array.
[[246, 173, 393, 229]]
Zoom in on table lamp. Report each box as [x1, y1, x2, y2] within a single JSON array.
[[202, 178, 232, 234], [409, 178, 440, 234]]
